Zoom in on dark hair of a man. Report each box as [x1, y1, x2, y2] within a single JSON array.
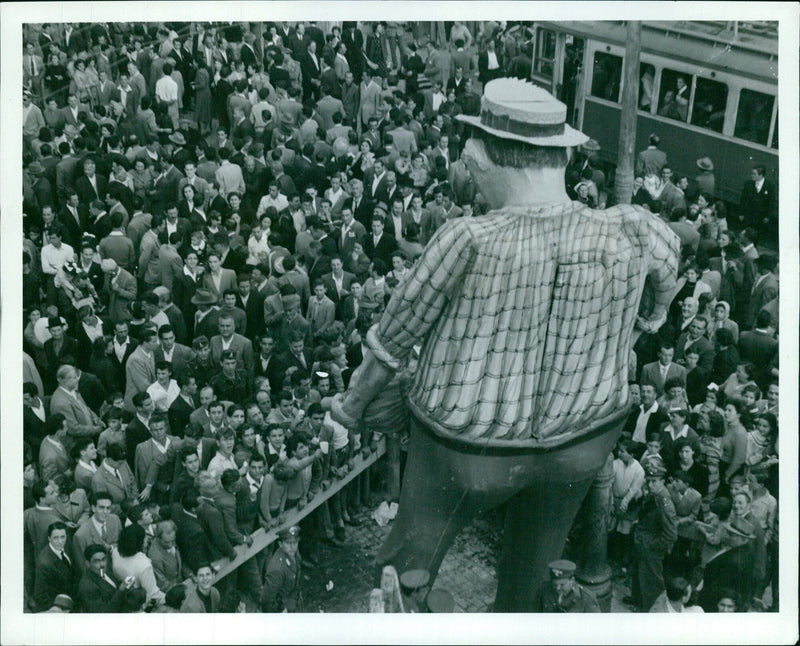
[[181, 488, 201, 510], [117, 523, 146, 557], [715, 327, 734, 347], [48, 521, 69, 537], [44, 413, 66, 436], [285, 431, 311, 458], [84, 543, 109, 561], [91, 490, 113, 506], [164, 584, 187, 609], [665, 576, 690, 602], [106, 442, 128, 462]]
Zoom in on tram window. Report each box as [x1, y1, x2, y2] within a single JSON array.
[[734, 88, 775, 146], [535, 29, 556, 78], [590, 52, 622, 102], [691, 77, 728, 133], [638, 63, 656, 111], [657, 69, 691, 122]]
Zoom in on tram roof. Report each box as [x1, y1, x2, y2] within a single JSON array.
[[537, 21, 778, 84]]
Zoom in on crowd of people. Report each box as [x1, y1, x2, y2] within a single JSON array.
[[20, 20, 779, 614], [601, 131, 780, 614]]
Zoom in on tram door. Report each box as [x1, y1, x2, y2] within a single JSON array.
[[531, 29, 584, 127], [558, 35, 584, 126]]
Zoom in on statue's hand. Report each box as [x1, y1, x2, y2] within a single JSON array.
[[330, 393, 358, 429]]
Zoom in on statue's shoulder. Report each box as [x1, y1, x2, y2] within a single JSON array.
[[435, 210, 512, 240], [603, 203, 676, 239], [602, 203, 654, 222]]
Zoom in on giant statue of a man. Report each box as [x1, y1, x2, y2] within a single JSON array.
[[332, 79, 680, 611]]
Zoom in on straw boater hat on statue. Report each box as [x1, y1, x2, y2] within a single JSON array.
[[456, 78, 589, 147]]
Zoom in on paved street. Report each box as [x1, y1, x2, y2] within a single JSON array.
[[299, 503, 632, 613]]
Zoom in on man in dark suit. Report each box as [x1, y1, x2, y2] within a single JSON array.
[[234, 274, 266, 339], [738, 165, 777, 236], [477, 40, 504, 87], [75, 366, 107, 415], [33, 521, 79, 612], [374, 171, 399, 207], [58, 192, 90, 250], [254, 333, 285, 393], [289, 143, 313, 188], [171, 490, 214, 575], [284, 24, 306, 62], [624, 384, 669, 455], [150, 158, 185, 217], [321, 256, 356, 306], [362, 215, 398, 268], [76, 544, 129, 612], [63, 23, 91, 55], [125, 392, 154, 470], [347, 179, 373, 230], [168, 372, 198, 437], [300, 40, 322, 103], [108, 321, 138, 393], [76, 242, 105, 294], [39, 24, 57, 59], [75, 158, 108, 206], [278, 335, 314, 380], [168, 37, 193, 85], [23, 381, 48, 458], [42, 317, 78, 392]]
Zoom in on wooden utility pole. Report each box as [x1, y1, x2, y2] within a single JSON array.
[[614, 21, 641, 206]]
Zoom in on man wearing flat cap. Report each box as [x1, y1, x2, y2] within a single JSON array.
[[261, 525, 303, 612], [627, 462, 678, 612], [533, 559, 600, 613], [332, 78, 680, 611]]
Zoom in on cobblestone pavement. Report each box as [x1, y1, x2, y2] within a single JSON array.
[[298, 503, 632, 613]]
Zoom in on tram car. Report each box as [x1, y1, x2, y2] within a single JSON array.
[[527, 21, 778, 203]]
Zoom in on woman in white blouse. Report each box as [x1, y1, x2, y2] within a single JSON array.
[[111, 524, 165, 606]]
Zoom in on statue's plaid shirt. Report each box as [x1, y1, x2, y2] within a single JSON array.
[[369, 202, 680, 449]]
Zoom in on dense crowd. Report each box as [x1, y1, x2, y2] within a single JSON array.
[[21, 20, 779, 614]]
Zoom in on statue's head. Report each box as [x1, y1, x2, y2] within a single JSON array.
[[457, 79, 588, 205]]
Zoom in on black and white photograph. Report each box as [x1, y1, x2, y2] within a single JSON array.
[[1, 2, 797, 644]]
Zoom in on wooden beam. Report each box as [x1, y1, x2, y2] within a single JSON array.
[[213, 438, 387, 580], [613, 21, 641, 206]]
